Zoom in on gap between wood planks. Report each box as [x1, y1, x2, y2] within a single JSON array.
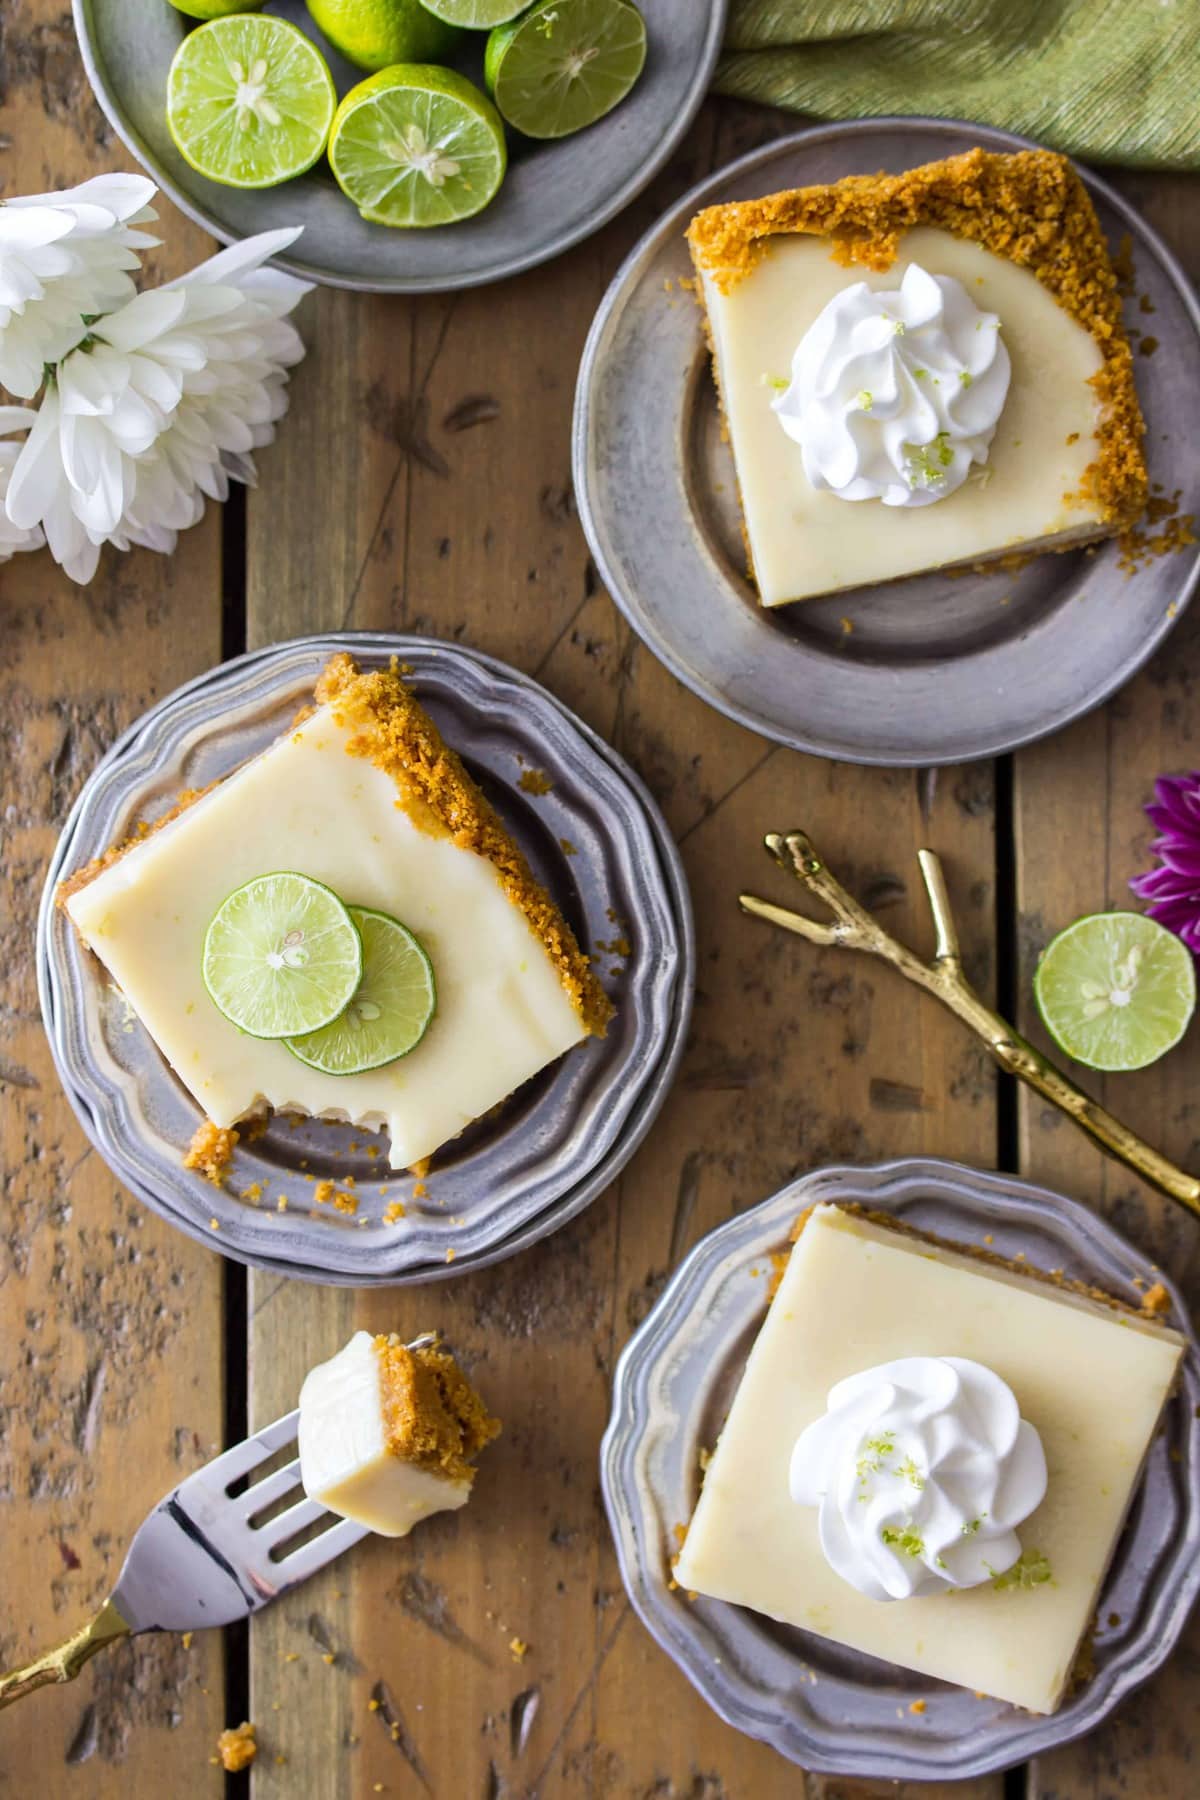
[[996, 751, 1030, 1800], [220, 487, 251, 1765]]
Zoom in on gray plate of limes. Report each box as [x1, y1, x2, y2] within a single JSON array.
[[72, 0, 727, 293]]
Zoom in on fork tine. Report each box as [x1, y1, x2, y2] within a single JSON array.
[[261, 1495, 331, 1553], [237, 1458, 303, 1520], [272, 1516, 368, 1582], [201, 1410, 300, 1491]]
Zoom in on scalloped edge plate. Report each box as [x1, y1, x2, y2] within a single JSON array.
[[573, 119, 1200, 765], [600, 1158, 1200, 1778], [38, 633, 694, 1285]]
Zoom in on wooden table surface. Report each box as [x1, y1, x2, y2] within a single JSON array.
[[4, 5, 1200, 1795]]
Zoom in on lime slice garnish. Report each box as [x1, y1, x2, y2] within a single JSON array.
[[328, 65, 507, 227], [203, 874, 363, 1039], [485, 0, 646, 141], [166, 15, 336, 190], [286, 905, 436, 1074], [420, 0, 527, 26], [304, 0, 463, 72], [1034, 912, 1195, 1072]]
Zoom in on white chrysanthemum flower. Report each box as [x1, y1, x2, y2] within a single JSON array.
[[0, 174, 159, 399], [5, 227, 310, 585], [0, 408, 45, 563]]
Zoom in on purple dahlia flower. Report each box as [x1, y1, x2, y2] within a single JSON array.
[[1130, 773, 1200, 954]]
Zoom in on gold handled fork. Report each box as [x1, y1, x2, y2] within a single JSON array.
[[740, 830, 1200, 1222], [0, 1405, 367, 1709]]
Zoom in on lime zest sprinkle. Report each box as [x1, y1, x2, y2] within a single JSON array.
[[903, 432, 954, 487], [988, 1549, 1054, 1591], [855, 1433, 894, 1481], [881, 1523, 925, 1558], [896, 1455, 925, 1490]]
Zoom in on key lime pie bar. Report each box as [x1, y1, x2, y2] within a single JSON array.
[[61, 654, 612, 1171], [299, 1331, 500, 1536], [687, 149, 1147, 605], [675, 1203, 1184, 1713]]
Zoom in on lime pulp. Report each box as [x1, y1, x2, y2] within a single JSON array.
[[304, 0, 462, 73], [287, 906, 436, 1074], [166, 15, 336, 189], [485, 0, 646, 141], [1033, 911, 1196, 1072], [329, 65, 507, 227], [419, 0, 528, 27], [203, 873, 363, 1039]]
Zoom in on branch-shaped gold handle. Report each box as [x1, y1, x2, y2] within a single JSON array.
[[0, 1598, 130, 1711], [741, 830, 1200, 1221]]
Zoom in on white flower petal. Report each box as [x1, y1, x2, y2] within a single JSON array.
[[0, 175, 160, 399], [5, 388, 65, 528], [94, 287, 189, 352], [171, 226, 305, 290]]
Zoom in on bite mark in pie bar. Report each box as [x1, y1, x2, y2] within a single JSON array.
[[61, 654, 612, 1172], [299, 1332, 500, 1536], [687, 149, 1148, 606], [674, 1204, 1183, 1714]]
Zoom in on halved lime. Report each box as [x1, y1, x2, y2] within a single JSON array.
[[286, 906, 435, 1074], [328, 65, 506, 228], [167, 0, 266, 18], [305, 0, 462, 73], [166, 15, 337, 189], [1034, 912, 1195, 1072], [420, 0, 527, 26], [203, 874, 363, 1040], [485, 0, 646, 140]]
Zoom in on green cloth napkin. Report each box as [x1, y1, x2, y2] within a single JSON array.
[[716, 0, 1200, 169]]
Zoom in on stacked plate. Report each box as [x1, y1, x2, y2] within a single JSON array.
[[38, 634, 694, 1284]]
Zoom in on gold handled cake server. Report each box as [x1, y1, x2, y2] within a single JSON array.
[[740, 829, 1200, 1222]]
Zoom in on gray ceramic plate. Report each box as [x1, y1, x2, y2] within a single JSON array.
[[600, 1158, 1200, 1779], [38, 634, 693, 1284], [573, 119, 1200, 766], [72, 0, 726, 294]]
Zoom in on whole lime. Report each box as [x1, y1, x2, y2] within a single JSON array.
[[305, 0, 461, 73]]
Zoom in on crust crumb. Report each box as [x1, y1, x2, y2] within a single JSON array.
[[184, 1119, 238, 1188], [1141, 1281, 1171, 1317], [216, 1722, 257, 1773], [315, 654, 612, 1036], [374, 1337, 501, 1483]]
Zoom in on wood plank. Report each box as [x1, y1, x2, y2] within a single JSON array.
[[0, 4, 226, 1787], [1016, 172, 1200, 1800], [245, 101, 1001, 1798]]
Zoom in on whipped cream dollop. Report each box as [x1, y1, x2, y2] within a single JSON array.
[[789, 1356, 1047, 1602], [772, 263, 1011, 508]]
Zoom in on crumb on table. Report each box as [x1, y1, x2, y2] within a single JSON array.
[[216, 1721, 257, 1773]]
